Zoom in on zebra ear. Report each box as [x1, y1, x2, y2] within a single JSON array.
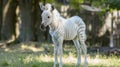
[[51, 5, 54, 12], [39, 3, 45, 11]]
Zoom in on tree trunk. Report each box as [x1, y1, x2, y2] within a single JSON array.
[[18, 0, 35, 42], [32, 0, 45, 42], [1, 0, 17, 41], [0, 0, 2, 40]]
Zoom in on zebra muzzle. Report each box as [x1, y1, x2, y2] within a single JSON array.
[[40, 24, 46, 31]]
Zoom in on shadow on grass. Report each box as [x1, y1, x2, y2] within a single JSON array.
[[0, 61, 116, 67], [23, 61, 75, 67], [0, 61, 75, 67]]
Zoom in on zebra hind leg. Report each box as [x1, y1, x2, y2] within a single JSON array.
[[73, 38, 81, 67], [81, 41, 88, 67], [79, 33, 88, 67]]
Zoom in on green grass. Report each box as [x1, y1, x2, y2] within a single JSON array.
[[0, 42, 120, 67]]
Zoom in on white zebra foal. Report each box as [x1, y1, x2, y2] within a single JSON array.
[[40, 3, 88, 67]]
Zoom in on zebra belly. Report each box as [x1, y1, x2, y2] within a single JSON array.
[[64, 23, 78, 40]]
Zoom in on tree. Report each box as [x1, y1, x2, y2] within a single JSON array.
[[1, 0, 17, 42], [0, 0, 2, 40], [18, 0, 35, 42], [32, 0, 45, 42]]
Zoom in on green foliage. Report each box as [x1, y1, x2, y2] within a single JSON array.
[[1, 61, 9, 66], [91, 0, 120, 10], [46, 0, 54, 3], [78, 0, 84, 3], [70, 0, 84, 9], [107, 0, 120, 10], [41, 0, 55, 4]]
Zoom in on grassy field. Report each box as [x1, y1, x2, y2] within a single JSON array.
[[0, 42, 120, 67]]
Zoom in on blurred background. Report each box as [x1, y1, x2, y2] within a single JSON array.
[[1, 0, 120, 47], [0, 0, 120, 67]]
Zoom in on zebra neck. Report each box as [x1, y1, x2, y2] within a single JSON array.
[[49, 20, 59, 31], [49, 12, 65, 31]]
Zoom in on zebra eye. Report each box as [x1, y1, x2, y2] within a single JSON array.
[[48, 16, 50, 18]]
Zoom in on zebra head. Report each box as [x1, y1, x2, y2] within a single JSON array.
[[39, 3, 54, 31]]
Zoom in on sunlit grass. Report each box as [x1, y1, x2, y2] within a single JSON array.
[[0, 42, 120, 67]]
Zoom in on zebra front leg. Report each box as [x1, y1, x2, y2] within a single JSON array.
[[58, 37, 63, 67], [54, 44, 59, 67], [52, 38, 59, 67], [73, 38, 81, 67]]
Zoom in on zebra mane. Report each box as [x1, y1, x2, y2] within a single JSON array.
[[45, 3, 61, 17], [53, 9, 60, 17]]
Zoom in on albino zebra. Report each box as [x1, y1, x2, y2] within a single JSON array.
[[40, 3, 88, 67]]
